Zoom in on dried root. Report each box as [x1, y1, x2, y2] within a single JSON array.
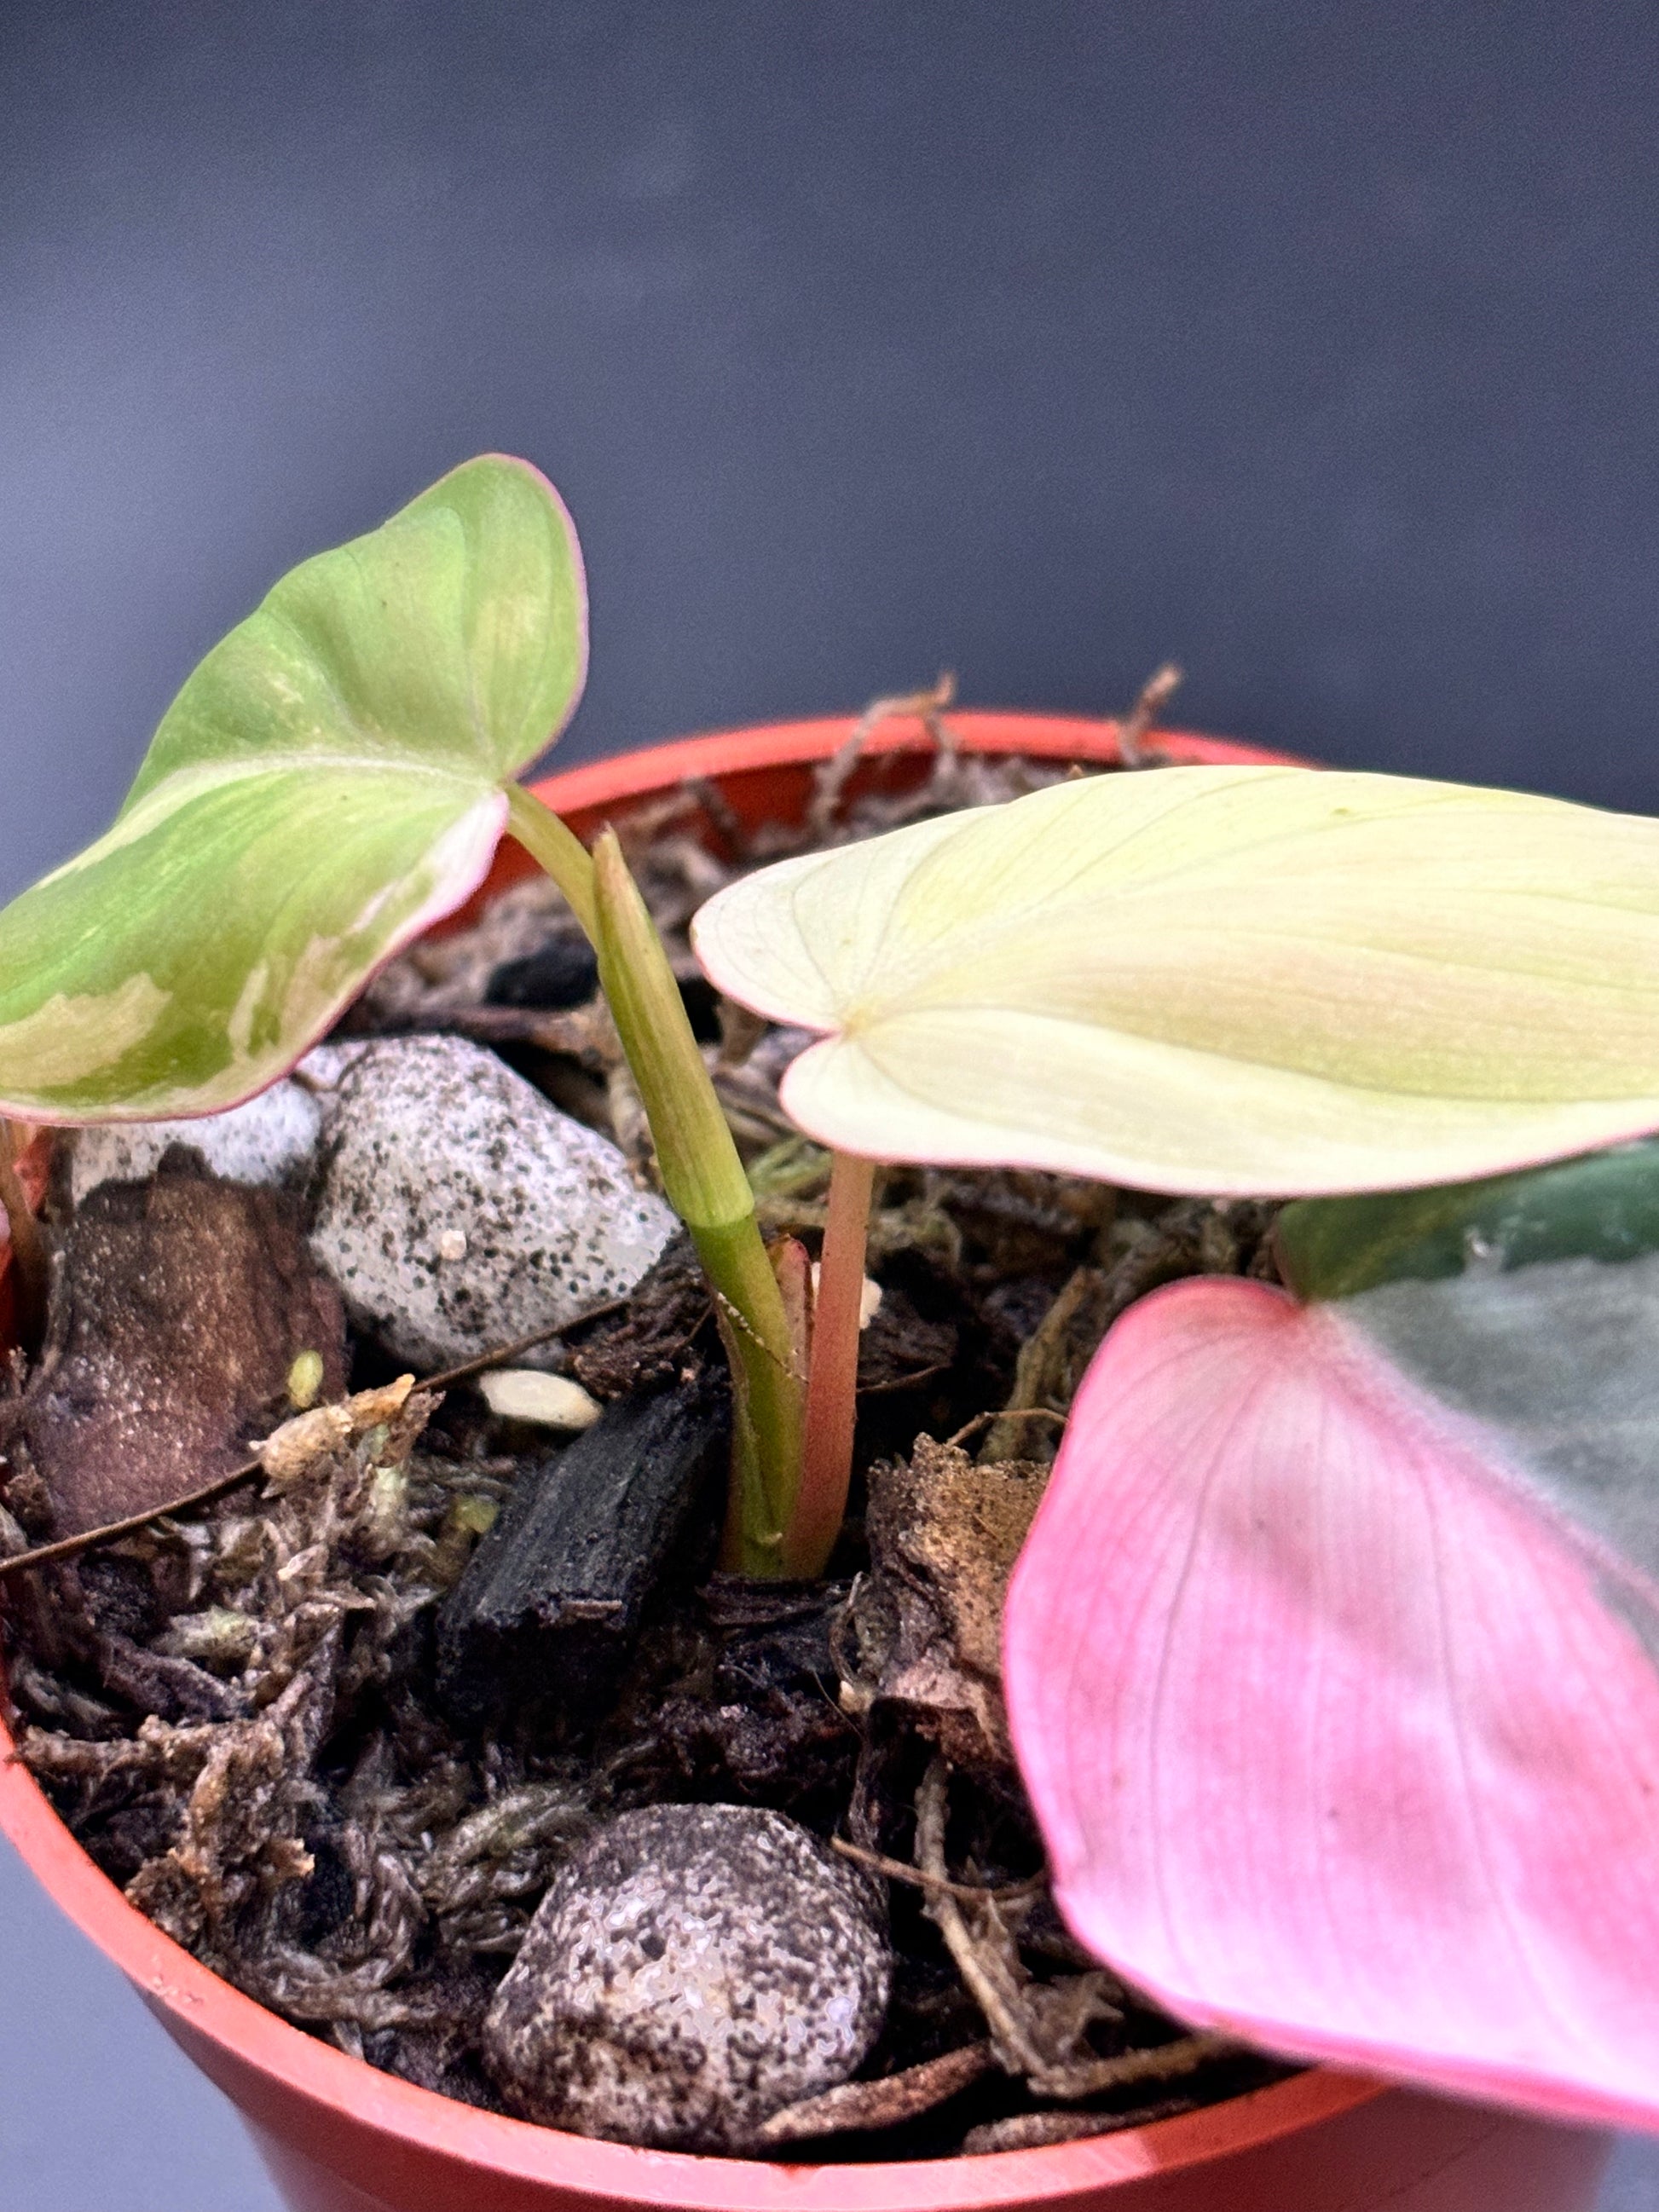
[[962, 2097, 1198, 2155], [913, 1759, 1234, 2107], [754, 2039, 993, 2145]]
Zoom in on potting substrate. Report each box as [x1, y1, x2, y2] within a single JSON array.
[[3, 731, 1418, 2165]]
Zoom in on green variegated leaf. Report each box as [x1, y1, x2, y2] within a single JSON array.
[[1275, 1139, 1659, 1301], [1007, 1144, 1659, 2126], [692, 767, 1659, 1195], [1276, 1143, 1659, 1585], [0, 456, 587, 1120]]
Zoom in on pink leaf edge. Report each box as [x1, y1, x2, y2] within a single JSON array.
[[1003, 1275, 1659, 2133]]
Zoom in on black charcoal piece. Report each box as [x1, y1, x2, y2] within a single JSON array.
[[484, 937, 600, 1012], [436, 1375, 727, 1724]]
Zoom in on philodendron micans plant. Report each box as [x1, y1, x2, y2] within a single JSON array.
[[0, 457, 807, 1576], [5, 453, 1659, 2130], [691, 777, 1659, 2133]]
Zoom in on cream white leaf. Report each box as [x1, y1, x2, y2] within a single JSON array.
[[692, 766, 1659, 1194]]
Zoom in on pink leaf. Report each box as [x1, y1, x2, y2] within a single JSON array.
[[1003, 1276, 1659, 2128]]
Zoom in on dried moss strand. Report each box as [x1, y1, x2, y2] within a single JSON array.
[[1113, 660, 1183, 770], [807, 671, 957, 840], [944, 1406, 1066, 1453], [0, 1458, 264, 1580], [915, 1758, 1054, 2080], [980, 1267, 1099, 1461], [830, 1833, 1045, 1907], [914, 1762, 1233, 2103], [962, 2098, 1198, 2155], [1028, 2030, 1235, 2104]]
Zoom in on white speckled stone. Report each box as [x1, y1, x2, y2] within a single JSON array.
[[483, 1805, 891, 2150], [309, 1035, 676, 1371], [67, 1082, 322, 1209]]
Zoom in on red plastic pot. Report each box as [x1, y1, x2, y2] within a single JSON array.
[[0, 713, 1614, 2212]]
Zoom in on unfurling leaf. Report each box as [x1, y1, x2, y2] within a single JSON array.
[[692, 766, 1659, 1195], [1003, 1146, 1659, 2129], [0, 456, 586, 1120]]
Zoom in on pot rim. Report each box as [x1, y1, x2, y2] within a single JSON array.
[[0, 708, 1390, 2212]]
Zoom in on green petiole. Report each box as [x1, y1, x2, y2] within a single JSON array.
[[507, 790, 812, 1574], [503, 783, 599, 939]]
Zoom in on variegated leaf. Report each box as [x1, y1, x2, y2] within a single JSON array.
[[0, 455, 586, 1119], [1003, 1145, 1659, 2128], [692, 767, 1659, 1195]]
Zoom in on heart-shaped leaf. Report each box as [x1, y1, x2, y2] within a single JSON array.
[[1275, 1137, 1659, 1299], [0, 455, 586, 1120], [1003, 1146, 1659, 2128], [692, 766, 1659, 1194]]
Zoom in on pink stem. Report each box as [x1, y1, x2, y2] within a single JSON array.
[[783, 1150, 876, 1579]]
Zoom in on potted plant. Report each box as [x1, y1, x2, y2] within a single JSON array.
[[0, 456, 1638, 2209]]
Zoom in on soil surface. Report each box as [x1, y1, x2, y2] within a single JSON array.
[[2, 736, 1292, 2159]]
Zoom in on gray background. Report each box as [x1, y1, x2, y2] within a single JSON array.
[[1, 3, 1656, 2203]]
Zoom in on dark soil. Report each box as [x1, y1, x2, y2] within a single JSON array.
[[1, 735, 1293, 2159]]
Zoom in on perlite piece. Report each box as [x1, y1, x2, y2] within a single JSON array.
[[309, 1035, 676, 1370], [66, 1081, 322, 1210], [474, 1369, 600, 1430]]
